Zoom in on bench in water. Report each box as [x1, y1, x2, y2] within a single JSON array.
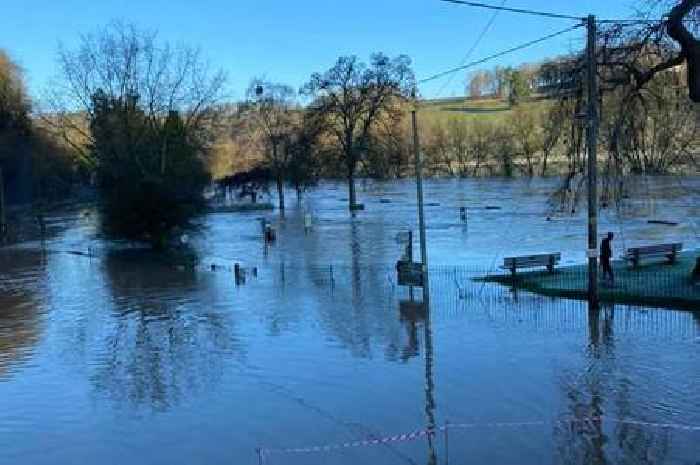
[[624, 243, 682, 267], [501, 253, 561, 277]]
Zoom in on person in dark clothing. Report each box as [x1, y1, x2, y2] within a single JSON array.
[[600, 232, 614, 284]]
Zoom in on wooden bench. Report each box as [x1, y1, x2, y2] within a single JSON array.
[[501, 253, 561, 277], [623, 243, 682, 267]]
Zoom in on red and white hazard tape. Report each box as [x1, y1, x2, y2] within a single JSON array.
[[257, 416, 700, 459], [260, 428, 434, 455]]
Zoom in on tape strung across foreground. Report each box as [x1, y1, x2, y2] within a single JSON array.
[[257, 416, 700, 457]]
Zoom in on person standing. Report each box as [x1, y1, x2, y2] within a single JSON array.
[[600, 232, 615, 285]]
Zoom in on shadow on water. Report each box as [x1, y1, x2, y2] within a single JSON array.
[[87, 249, 245, 412]]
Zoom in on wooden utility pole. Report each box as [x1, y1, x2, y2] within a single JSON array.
[[411, 91, 430, 305], [586, 15, 599, 307]]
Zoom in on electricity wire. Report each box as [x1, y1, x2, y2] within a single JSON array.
[[433, 0, 507, 98], [419, 24, 584, 84]]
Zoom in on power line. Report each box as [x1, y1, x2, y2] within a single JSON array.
[[438, 0, 697, 25], [433, 0, 507, 98], [438, 0, 584, 21], [419, 24, 584, 84]]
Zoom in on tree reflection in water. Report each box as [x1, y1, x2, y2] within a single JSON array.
[[554, 303, 670, 465], [90, 250, 244, 411], [0, 250, 46, 381]]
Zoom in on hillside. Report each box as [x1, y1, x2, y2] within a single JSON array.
[[418, 94, 552, 126]]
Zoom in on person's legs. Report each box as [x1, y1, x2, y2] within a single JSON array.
[[600, 259, 610, 282], [602, 259, 614, 284]]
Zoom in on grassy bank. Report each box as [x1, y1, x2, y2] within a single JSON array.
[[479, 252, 700, 311]]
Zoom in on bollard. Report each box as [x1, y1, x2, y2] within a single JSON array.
[[265, 225, 276, 243], [304, 213, 312, 232], [460, 207, 467, 224], [234, 263, 241, 286]]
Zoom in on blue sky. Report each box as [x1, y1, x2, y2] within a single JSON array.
[[2, 0, 639, 101]]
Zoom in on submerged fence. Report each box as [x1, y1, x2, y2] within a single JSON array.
[[248, 261, 700, 342], [263, 254, 700, 310]]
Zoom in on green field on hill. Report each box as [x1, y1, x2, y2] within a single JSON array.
[[419, 95, 552, 126]]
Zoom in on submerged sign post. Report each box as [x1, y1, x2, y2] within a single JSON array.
[[396, 230, 423, 288], [397, 260, 424, 288]]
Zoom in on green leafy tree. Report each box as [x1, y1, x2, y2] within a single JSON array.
[[48, 22, 225, 245]]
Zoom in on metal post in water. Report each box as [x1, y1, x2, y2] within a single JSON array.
[[586, 15, 599, 308], [411, 89, 430, 305], [409, 230, 414, 301]]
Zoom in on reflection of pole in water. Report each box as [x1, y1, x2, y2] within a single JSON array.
[[588, 301, 601, 351], [586, 301, 608, 465], [423, 299, 437, 465]]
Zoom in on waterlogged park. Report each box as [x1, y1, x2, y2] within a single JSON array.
[[2, 1, 700, 464], [1, 177, 699, 465]]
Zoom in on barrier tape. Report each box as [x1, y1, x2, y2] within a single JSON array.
[[261, 428, 435, 455], [257, 416, 700, 459]]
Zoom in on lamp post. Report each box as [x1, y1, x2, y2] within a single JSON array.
[[411, 88, 430, 305]]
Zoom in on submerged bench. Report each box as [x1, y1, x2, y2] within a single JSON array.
[[624, 243, 682, 267], [502, 253, 561, 276]]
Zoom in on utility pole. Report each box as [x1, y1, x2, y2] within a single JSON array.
[[586, 15, 599, 307], [411, 89, 430, 305]]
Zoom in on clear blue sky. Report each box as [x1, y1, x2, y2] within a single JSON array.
[[2, 0, 638, 102]]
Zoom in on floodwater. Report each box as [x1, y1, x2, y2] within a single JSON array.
[[1, 177, 698, 465]]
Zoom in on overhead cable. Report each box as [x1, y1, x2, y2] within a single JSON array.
[[419, 24, 584, 84]]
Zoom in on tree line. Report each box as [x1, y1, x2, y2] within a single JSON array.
[[1, 0, 697, 245]]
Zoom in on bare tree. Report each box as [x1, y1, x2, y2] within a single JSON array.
[[509, 105, 542, 176], [44, 22, 226, 172], [246, 79, 296, 211], [667, 0, 700, 101], [424, 122, 454, 176], [468, 120, 495, 176], [548, 1, 699, 208], [540, 102, 567, 176], [302, 53, 414, 211], [446, 118, 471, 177]]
